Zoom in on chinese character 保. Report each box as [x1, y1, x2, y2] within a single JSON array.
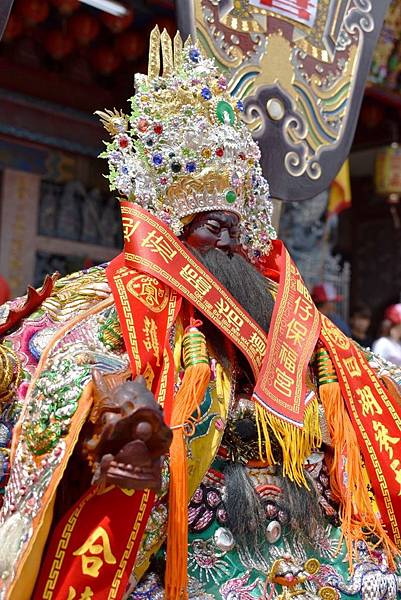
[[286, 318, 307, 346]]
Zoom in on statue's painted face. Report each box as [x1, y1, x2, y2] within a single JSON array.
[[182, 211, 240, 255]]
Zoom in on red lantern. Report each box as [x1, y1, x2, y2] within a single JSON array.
[[101, 9, 134, 34], [50, 0, 80, 16], [44, 29, 75, 59], [115, 30, 145, 61], [17, 0, 49, 26], [91, 45, 121, 75], [155, 16, 176, 38], [3, 14, 24, 42], [68, 12, 100, 45]]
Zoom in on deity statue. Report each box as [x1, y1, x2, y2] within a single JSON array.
[[0, 28, 400, 600]]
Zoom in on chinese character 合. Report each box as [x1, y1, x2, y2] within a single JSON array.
[[180, 264, 212, 296], [372, 421, 400, 460], [141, 230, 177, 263], [73, 526, 116, 578], [286, 318, 307, 346], [355, 386, 383, 417]]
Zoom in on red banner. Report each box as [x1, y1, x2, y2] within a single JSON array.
[[321, 315, 401, 548], [253, 243, 321, 426], [34, 486, 153, 600], [34, 252, 181, 599]]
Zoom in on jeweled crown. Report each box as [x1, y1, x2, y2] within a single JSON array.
[[98, 27, 276, 256]]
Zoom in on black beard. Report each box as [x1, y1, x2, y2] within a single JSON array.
[[185, 246, 275, 370], [187, 246, 274, 332]]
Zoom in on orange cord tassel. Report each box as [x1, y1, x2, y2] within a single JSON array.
[[165, 320, 210, 599], [316, 349, 397, 570]]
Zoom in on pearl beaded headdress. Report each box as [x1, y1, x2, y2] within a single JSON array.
[[98, 27, 276, 257]]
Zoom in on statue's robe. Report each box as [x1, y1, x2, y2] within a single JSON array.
[[0, 265, 400, 600]]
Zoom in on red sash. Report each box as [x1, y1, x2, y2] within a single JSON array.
[[321, 316, 401, 548], [264, 242, 401, 548]]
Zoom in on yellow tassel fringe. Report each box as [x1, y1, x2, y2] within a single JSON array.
[[255, 397, 321, 487]]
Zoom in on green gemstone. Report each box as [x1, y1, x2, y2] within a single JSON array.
[[225, 190, 237, 204], [216, 100, 235, 125]]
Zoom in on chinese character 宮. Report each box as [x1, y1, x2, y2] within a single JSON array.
[[273, 367, 294, 398]]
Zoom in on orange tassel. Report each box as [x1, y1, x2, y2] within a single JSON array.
[[316, 349, 397, 570], [165, 320, 210, 600]]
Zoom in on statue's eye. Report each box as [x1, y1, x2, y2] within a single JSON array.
[[205, 221, 220, 234]]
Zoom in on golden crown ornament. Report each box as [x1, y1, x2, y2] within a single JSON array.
[[98, 26, 276, 258]]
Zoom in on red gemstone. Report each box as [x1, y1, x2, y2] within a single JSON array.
[[215, 147, 224, 157], [138, 118, 148, 133], [154, 124, 163, 135], [119, 137, 129, 148], [160, 177, 168, 185], [239, 152, 246, 160]]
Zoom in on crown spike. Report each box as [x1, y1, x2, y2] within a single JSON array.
[[173, 31, 183, 71], [148, 25, 161, 80], [161, 29, 174, 77]]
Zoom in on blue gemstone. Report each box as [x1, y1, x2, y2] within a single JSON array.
[[152, 153, 163, 166], [185, 162, 196, 173], [237, 100, 244, 112], [201, 87, 212, 100], [189, 48, 200, 63], [122, 166, 129, 174]]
